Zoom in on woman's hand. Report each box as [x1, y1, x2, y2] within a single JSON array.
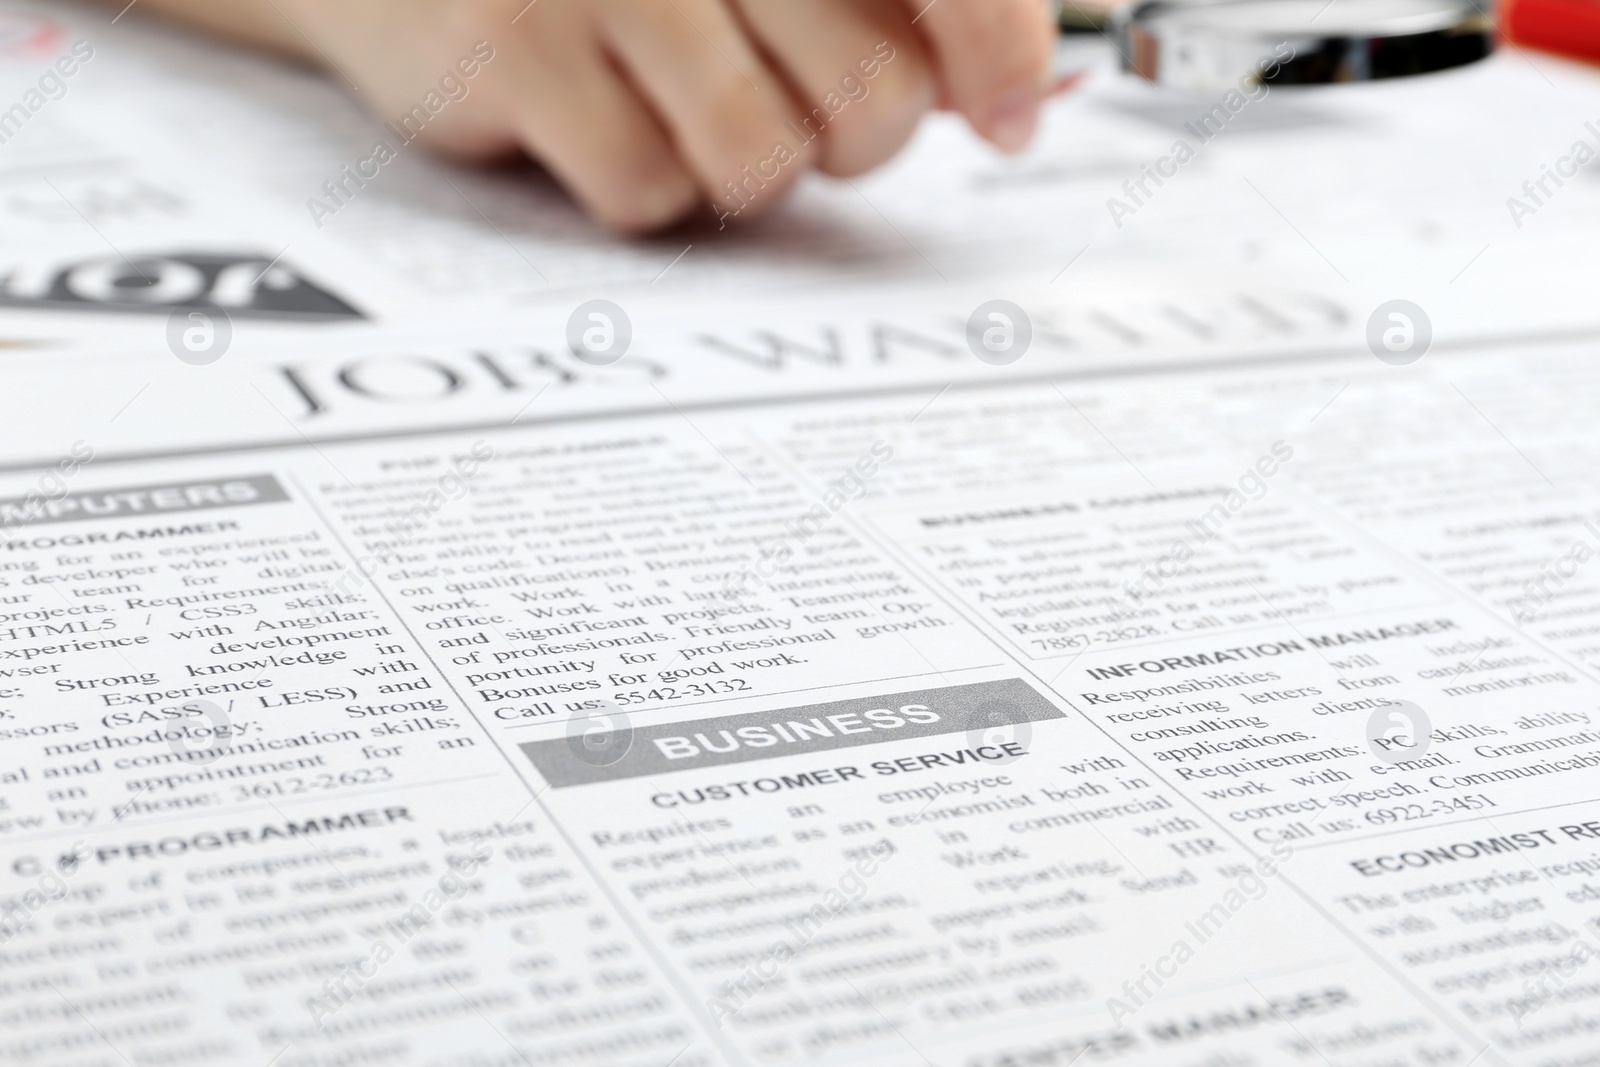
[[132, 0, 1057, 231]]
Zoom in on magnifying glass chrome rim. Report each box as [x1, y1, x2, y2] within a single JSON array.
[[1113, 0, 1495, 88]]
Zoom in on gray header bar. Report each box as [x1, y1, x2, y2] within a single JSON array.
[[0, 475, 288, 528], [520, 678, 1064, 788]]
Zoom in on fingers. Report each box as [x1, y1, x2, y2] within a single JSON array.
[[906, 0, 1055, 152], [598, 0, 816, 219], [731, 0, 934, 177], [492, 21, 700, 233]]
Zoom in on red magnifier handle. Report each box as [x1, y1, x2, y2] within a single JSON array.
[[1503, 0, 1600, 63]]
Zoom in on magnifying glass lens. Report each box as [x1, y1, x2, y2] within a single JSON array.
[[1118, 0, 1494, 87]]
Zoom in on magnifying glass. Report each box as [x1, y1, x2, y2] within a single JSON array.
[[1108, 0, 1494, 88]]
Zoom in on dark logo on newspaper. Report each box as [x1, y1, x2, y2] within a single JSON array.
[[0, 252, 364, 321]]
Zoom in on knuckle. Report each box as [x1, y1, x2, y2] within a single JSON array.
[[445, 0, 521, 43], [817, 58, 934, 175], [862, 44, 936, 118], [704, 85, 790, 173], [537, 119, 698, 231], [709, 76, 773, 141], [952, 3, 1051, 82], [590, 167, 698, 232]]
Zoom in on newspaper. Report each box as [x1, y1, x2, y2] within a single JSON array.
[[4, 3, 1600, 1067], [5, 307, 1600, 1067]]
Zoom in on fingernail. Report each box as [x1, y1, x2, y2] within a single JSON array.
[[986, 89, 1041, 154]]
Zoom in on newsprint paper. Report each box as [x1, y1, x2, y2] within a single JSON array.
[[1, 305, 1599, 1067], [5, 3, 1600, 1066]]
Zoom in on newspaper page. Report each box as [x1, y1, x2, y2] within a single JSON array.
[[5, 3, 1600, 1067], [0, 307, 1598, 1067]]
